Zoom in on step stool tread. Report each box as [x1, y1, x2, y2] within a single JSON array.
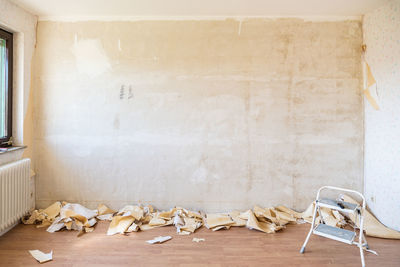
[[313, 224, 356, 244], [318, 198, 358, 213]]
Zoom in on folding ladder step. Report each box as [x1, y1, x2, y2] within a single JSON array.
[[313, 224, 356, 244], [318, 198, 359, 213]]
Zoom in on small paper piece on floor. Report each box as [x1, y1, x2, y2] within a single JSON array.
[[181, 217, 202, 233], [126, 222, 140, 233], [107, 216, 135, 235], [204, 213, 234, 229], [178, 230, 191, 235], [240, 209, 283, 234], [148, 217, 166, 226], [85, 227, 94, 233], [42, 202, 62, 220], [275, 206, 303, 219], [212, 225, 231, 231], [146, 236, 172, 244], [229, 211, 247, 227], [46, 203, 98, 235], [117, 205, 144, 220], [192, 238, 205, 242], [97, 213, 113, 221], [29, 250, 53, 264], [97, 204, 115, 216], [22, 202, 62, 226]]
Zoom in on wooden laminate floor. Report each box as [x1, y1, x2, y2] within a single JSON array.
[[0, 222, 399, 266]]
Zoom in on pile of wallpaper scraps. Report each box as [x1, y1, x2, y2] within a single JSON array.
[[22, 197, 400, 240], [22, 201, 62, 228], [23, 202, 116, 236], [204, 206, 301, 233], [23, 202, 304, 236], [107, 206, 203, 235], [107, 205, 300, 235], [106, 205, 150, 235]]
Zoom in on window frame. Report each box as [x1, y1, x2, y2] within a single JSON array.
[[0, 28, 13, 147]]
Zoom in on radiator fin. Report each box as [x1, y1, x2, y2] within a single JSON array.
[[0, 158, 31, 232]]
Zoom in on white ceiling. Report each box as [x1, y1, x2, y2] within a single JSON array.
[[11, 0, 389, 20]]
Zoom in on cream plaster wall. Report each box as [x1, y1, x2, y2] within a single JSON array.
[[0, 0, 37, 146], [33, 19, 363, 212], [363, 0, 400, 231], [0, 0, 37, 214]]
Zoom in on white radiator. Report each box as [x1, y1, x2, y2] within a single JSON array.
[[0, 158, 31, 233]]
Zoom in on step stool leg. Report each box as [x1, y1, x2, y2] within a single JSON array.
[[359, 229, 366, 267], [300, 228, 312, 253], [362, 233, 369, 249], [300, 203, 318, 254], [359, 208, 366, 267], [360, 244, 365, 267]]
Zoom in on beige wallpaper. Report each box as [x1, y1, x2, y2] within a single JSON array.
[[363, 0, 400, 231]]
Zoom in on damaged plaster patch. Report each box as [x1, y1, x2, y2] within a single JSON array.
[[72, 38, 111, 77], [191, 165, 208, 183], [191, 164, 220, 184]]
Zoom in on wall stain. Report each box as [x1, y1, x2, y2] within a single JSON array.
[[113, 114, 120, 130]]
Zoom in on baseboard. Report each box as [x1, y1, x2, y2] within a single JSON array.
[[0, 221, 19, 237]]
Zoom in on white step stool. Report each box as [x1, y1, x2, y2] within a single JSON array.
[[300, 186, 369, 267]]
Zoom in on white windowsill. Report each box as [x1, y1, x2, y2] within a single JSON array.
[[0, 145, 26, 165]]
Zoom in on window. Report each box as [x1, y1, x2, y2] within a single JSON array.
[[0, 28, 12, 147]]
